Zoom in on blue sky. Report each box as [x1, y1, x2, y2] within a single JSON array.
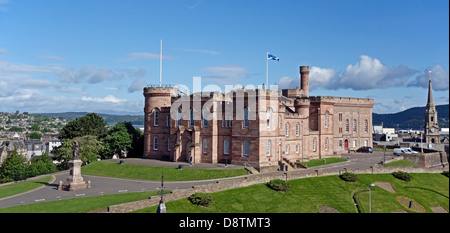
[[0, 0, 448, 114]]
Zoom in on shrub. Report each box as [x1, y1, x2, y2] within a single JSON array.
[[339, 172, 358, 182], [267, 179, 290, 192], [392, 171, 412, 182], [188, 193, 212, 207], [441, 170, 449, 178]]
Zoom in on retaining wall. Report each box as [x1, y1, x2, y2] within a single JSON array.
[[107, 164, 448, 213]]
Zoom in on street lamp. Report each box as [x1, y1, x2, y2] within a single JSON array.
[[369, 183, 375, 213]]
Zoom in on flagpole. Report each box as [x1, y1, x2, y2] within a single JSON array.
[[266, 51, 268, 90], [159, 38, 163, 87]]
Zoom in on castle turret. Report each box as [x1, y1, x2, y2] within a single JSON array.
[[300, 66, 310, 97]]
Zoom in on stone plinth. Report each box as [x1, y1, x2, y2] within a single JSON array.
[[58, 159, 91, 191]]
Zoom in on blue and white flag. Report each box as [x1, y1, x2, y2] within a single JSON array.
[[267, 53, 279, 61]]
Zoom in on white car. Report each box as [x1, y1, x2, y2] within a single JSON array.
[[393, 147, 417, 156]]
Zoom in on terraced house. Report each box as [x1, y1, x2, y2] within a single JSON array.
[[143, 66, 374, 173]]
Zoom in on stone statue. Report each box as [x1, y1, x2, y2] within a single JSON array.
[[72, 140, 80, 160]]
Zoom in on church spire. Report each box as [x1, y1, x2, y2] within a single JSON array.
[[426, 70, 435, 109]]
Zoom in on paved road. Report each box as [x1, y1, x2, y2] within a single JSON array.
[[0, 151, 395, 209]]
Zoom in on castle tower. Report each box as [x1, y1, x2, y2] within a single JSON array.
[[143, 86, 178, 159], [424, 71, 440, 144], [300, 66, 310, 97]]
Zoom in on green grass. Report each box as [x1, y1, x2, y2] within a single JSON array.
[[297, 157, 347, 168], [81, 161, 248, 181], [0, 176, 52, 199], [133, 173, 449, 213], [0, 190, 165, 213], [385, 159, 419, 167]]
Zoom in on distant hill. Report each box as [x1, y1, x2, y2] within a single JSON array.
[[32, 112, 144, 126], [373, 104, 449, 130]]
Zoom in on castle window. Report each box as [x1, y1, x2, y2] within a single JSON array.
[[353, 140, 357, 148], [244, 108, 249, 128], [313, 137, 317, 152], [279, 116, 282, 129], [325, 137, 329, 151], [203, 108, 208, 127], [166, 115, 169, 127], [243, 140, 249, 157], [224, 139, 229, 155], [296, 123, 299, 136], [202, 138, 207, 154], [190, 108, 194, 127], [154, 109, 159, 126], [345, 119, 349, 132], [353, 119, 357, 132], [339, 113, 342, 121], [296, 144, 300, 153], [267, 108, 272, 128], [325, 111, 329, 129], [285, 123, 289, 136], [286, 144, 290, 154], [431, 116, 434, 122], [364, 120, 368, 133], [266, 140, 271, 156], [167, 138, 170, 151], [177, 108, 182, 126], [153, 136, 158, 151]]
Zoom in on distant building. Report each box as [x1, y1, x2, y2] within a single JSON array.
[[424, 72, 440, 144]]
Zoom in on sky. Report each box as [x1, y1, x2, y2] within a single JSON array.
[[0, 0, 448, 115]]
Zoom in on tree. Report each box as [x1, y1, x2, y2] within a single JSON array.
[[0, 150, 28, 183], [59, 113, 107, 139], [52, 135, 104, 170], [28, 152, 57, 177], [102, 122, 133, 158], [29, 132, 42, 140]]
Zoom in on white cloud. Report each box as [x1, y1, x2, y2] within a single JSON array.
[[81, 95, 127, 104], [407, 63, 449, 91], [123, 52, 174, 61], [128, 79, 147, 93], [203, 64, 249, 84]]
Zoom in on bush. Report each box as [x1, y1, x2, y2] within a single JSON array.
[[267, 179, 290, 192], [392, 171, 412, 182], [339, 172, 358, 182], [188, 193, 212, 207], [441, 170, 449, 178]]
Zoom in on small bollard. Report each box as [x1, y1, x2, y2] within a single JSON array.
[[409, 200, 413, 209], [178, 164, 183, 170], [119, 160, 124, 165]]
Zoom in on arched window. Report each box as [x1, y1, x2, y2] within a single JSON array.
[[243, 140, 249, 157], [353, 119, 357, 132], [224, 139, 229, 155], [285, 123, 289, 136], [345, 119, 349, 132], [154, 109, 159, 126], [167, 138, 171, 151], [296, 144, 300, 153], [296, 123, 300, 136], [325, 137, 329, 151], [364, 120, 368, 133], [325, 111, 329, 129], [189, 108, 194, 127], [313, 137, 317, 152], [266, 140, 271, 156], [286, 144, 290, 154], [279, 115, 282, 129], [244, 108, 249, 128], [153, 136, 158, 151], [267, 108, 272, 128], [202, 138, 207, 153]]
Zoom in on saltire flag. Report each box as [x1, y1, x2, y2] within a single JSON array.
[[267, 53, 279, 61]]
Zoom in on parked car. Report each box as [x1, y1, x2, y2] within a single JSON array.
[[393, 147, 417, 156], [357, 146, 373, 153]]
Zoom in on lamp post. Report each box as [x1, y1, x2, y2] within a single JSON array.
[[369, 183, 375, 213]]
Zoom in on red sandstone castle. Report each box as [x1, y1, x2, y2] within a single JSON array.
[[143, 66, 374, 172]]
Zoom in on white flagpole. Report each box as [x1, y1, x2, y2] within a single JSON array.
[[266, 51, 269, 90], [159, 38, 163, 87]]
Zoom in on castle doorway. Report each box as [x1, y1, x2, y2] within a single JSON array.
[[186, 141, 192, 162], [344, 139, 349, 151]]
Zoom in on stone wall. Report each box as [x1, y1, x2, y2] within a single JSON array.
[[107, 164, 448, 213]]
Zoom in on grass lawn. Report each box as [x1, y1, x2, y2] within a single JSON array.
[[298, 157, 347, 168], [0, 176, 52, 199], [385, 159, 419, 167], [0, 190, 165, 213], [81, 161, 248, 181], [133, 173, 449, 213]]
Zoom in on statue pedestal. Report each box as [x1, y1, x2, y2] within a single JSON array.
[[59, 159, 91, 191]]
